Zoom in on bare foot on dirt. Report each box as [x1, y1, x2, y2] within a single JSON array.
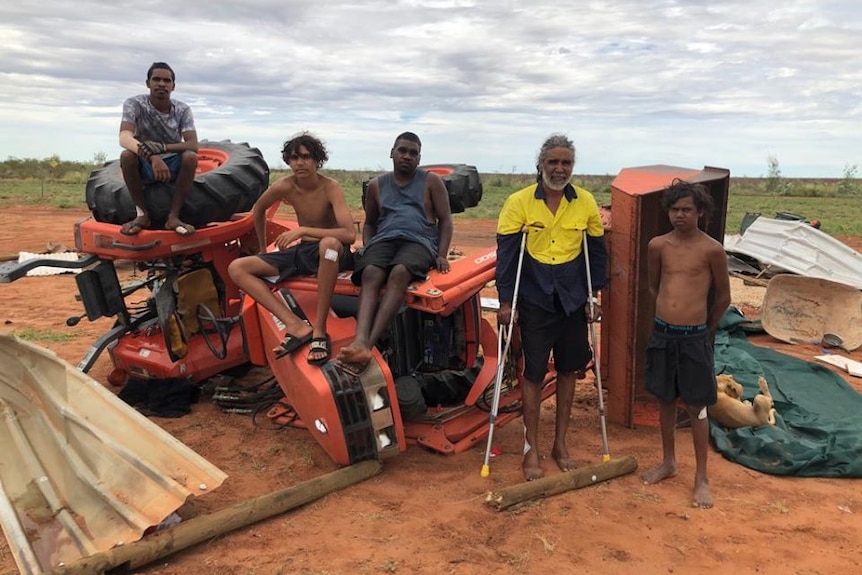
[[641, 462, 677, 485], [523, 449, 545, 481], [692, 480, 714, 509], [551, 445, 577, 472]]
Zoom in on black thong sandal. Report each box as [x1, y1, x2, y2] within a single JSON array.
[[307, 335, 331, 366], [274, 331, 313, 359]]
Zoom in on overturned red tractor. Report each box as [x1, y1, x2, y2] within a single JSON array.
[[1, 146, 539, 467]]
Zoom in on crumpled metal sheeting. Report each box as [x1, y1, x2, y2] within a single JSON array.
[[727, 217, 862, 290], [0, 334, 227, 575]]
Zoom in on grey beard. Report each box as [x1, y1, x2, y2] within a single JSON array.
[[542, 173, 569, 192]]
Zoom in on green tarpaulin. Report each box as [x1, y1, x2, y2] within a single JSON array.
[[711, 308, 862, 477]]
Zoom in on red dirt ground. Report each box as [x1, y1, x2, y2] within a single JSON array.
[[1, 207, 861, 575]]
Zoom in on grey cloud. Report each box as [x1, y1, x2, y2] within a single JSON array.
[[0, 0, 860, 175]]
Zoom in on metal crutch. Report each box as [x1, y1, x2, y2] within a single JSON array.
[[481, 230, 527, 477], [583, 230, 611, 463]]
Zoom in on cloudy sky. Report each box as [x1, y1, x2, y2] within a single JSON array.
[[1, 0, 860, 177]]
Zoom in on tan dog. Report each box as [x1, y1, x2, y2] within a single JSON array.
[[708, 374, 776, 428]]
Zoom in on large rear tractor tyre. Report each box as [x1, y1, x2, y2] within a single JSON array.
[[360, 164, 483, 214], [420, 164, 483, 213], [85, 140, 270, 229]]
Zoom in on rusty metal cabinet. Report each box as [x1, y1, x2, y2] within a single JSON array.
[[600, 165, 730, 427]]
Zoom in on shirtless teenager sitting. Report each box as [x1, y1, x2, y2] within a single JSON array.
[[335, 132, 452, 375], [640, 179, 731, 509], [227, 132, 355, 365]]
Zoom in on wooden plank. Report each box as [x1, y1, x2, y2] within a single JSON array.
[[484, 455, 638, 511], [51, 460, 382, 575]]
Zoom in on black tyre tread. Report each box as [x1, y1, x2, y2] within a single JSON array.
[[421, 163, 482, 212], [85, 140, 270, 228]]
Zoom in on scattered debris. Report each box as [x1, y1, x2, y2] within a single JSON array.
[[725, 217, 862, 290], [761, 275, 862, 351], [0, 334, 227, 575], [815, 354, 862, 378], [480, 296, 500, 311]]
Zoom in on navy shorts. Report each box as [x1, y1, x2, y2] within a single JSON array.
[[257, 241, 353, 283], [139, 152, 184, 183], [645, 319, 717, 407], [518, 298, 592, 384], [351, 239, 435, 286]]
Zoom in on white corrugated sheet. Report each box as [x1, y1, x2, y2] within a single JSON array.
[[0, 334, 227, 574], [726, 217, 862, 290]]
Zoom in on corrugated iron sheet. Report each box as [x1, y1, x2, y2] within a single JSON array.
[[726, 217, 862, 289], [0, 334, 227, 574]]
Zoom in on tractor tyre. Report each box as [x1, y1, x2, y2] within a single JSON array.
[[85, 140, 270, 229], [360, 164, 483, 214], [420, 164, 483, 213]]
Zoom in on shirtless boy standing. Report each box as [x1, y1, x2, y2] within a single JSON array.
[[640, 179, 731, 509]]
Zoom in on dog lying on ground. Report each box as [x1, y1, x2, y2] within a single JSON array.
[[708, 374, 776, 428]]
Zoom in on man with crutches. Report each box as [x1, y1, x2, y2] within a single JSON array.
[[494, 133, 608, 481]]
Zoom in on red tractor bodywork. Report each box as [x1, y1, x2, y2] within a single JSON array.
[[48, 207, 541, 466]]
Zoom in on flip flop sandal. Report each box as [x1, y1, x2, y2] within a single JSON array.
[[120, 220, 147, 236], [307, 335, 331, 366], [274, 331, 313, 359], [167, 221, 195, 236]]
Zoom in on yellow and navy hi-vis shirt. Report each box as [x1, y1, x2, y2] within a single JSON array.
[[495, 181, 608, 315]]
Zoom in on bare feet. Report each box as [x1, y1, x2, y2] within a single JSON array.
[[523, 448, 544, 481], [335, 344, 374, 376], [336, 345, 373, 366], [692, 481, 713, 509], [641, 462, 677, 485], [335, 344, 354, 363], [120, 215, 149, 236], [551, 445, 577, 472]]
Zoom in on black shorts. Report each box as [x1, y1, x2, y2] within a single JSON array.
[[518, 298, 592, 384], [257, 241, 353, 283], [645, 319, 717, 407], [351, 239, 435, 286]]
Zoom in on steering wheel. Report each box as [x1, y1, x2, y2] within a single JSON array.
[[196, 303, 229, 360]]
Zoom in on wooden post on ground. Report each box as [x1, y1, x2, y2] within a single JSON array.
[[484, 455, 637, 511], [50, 460, 382, 575]]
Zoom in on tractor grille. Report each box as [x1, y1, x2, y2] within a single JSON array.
[[323, 364, 378, 463]]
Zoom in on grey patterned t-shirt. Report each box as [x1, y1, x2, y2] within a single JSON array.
[[121, 94, 195, 144]]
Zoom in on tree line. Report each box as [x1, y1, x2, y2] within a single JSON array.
[[0, 153, 108, 181]]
